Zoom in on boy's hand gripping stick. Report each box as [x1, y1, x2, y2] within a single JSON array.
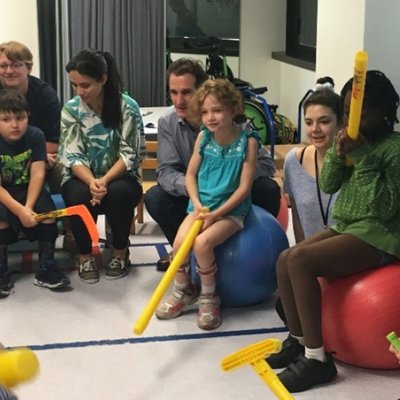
[[221, 338, 295, 400], [0, 347, 39, 388], [133, 216, 205, 335], [34, 205, 99, 246], [345, 50, 368, 166], [386, 331, 400, 351]]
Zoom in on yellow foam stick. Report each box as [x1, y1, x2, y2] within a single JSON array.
[[133, 216, 205, 335], [221, 338, 295, 400], [347, 50, 368, 140], [0, 347, 39, 388]]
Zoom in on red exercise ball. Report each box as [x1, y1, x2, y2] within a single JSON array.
[[276, 194, 289, 232], [320, 262, 400, 369]]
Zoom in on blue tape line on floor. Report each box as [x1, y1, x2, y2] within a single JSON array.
[[154, 243, 169, 258], [129, 242, 169, 248], [26, 327, 288, 351]]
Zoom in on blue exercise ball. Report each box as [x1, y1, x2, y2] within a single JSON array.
[[192, 205, 289, 307]]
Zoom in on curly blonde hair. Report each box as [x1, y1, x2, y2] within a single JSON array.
[[189, 79, 244, 126]]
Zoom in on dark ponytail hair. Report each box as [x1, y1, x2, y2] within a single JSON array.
[[66, 49, 123, 130], [303, 76, 343, 123]]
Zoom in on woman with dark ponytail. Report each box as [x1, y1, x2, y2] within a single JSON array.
[[59, 49, 145, 284]]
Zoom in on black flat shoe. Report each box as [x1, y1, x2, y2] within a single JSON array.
[[278, 353, 337, 393], [156, 252, 172, 272], [267, 334, 304, 369]]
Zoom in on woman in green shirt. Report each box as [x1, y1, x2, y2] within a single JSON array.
[[267, 70, 400, 393]]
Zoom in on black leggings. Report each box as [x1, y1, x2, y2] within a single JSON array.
[[277, 229, 384, 349], [61, 176, 142, 254]]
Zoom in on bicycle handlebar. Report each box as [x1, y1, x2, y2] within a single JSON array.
[[251, 87, 268, 95]]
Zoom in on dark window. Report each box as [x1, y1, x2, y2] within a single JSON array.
[[286, 0, 317, 63], [166, 0, 240, 56]]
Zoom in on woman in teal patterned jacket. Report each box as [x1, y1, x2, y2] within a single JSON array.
[[59, 49, 145, 284]]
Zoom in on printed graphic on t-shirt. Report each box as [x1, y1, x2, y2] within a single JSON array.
[[0, 149, 32, 186]]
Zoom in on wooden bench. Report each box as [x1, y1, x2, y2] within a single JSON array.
[[130, 140, 158, 234]]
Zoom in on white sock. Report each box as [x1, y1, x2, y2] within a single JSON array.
[[174, 280, 188, 291], [201, 283, 216, 295], [291, 334, 305, 346], [305, 346, 327, 362]]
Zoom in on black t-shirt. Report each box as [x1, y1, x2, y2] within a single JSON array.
[[0, 125, 46, 188], [25, 75, 61, 144]]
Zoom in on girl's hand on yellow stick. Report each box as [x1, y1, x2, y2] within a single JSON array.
[[336, 127, 366, 156]]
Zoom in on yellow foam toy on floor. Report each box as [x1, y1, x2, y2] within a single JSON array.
[[221, 338, 295, 400], [0, 347, 39, 388]]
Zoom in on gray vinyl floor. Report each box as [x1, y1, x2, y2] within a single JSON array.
[[2, 210, 399, 400]]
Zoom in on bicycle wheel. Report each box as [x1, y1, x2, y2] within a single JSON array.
[[244, 98, 270, 145]]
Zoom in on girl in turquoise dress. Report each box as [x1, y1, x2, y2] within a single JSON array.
[[156, 79, 259, 330]]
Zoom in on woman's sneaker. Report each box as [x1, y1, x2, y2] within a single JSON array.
[[34, 264, 71, 289], [104, 250, 130, 280], [197, 293, 221, 330], [278, 353, 337, 393], [156, 283, 198, 319], [0, 385, 18, 399], [0, 271, 13, 298], [79, 257, 99, 284], [267, 334, 305, 368]]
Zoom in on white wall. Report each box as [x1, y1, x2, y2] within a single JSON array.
[[0, 0, 40, 76], [276, 62, 315, 134], [316, 0, 400, 130], [239, 0, 286, 105], [364, 0, 400, 99], [316, 0, 366, 93], [239, 0, 315, 131], [240, 0, 315, 134]]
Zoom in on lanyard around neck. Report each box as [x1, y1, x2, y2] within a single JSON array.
[[314, 148, 333, 229]]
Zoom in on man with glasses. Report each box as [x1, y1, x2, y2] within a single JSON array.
[[0, 41, 76, 253], [145, 58, 281, 271]]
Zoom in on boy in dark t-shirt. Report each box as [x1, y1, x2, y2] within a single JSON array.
[[0, 90, 70, 297], [0, 41, 78, 255]]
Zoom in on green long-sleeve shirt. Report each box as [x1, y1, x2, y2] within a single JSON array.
[[320, 131, 400, 258]]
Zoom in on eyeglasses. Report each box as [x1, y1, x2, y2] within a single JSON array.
[[0, 62, 26, 71]]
